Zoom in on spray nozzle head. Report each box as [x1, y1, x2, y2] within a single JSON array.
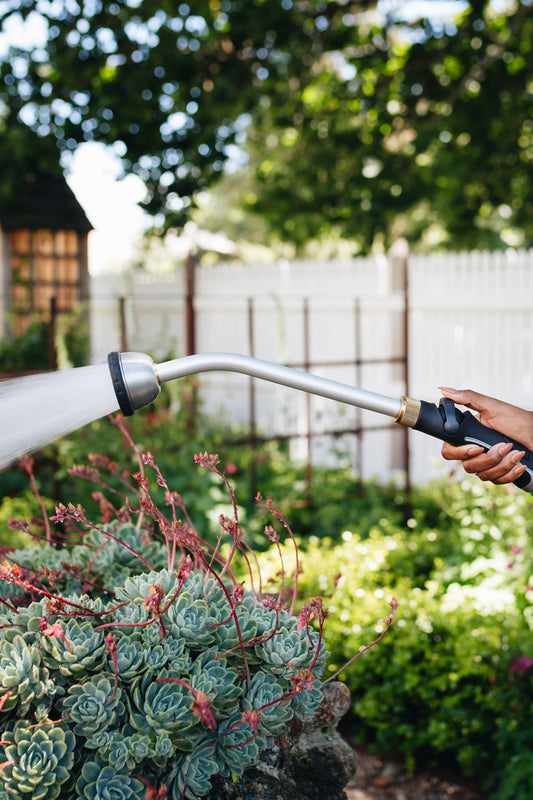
[[107, 352, 161, 416]]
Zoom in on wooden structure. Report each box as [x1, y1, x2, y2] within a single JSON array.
[[0, 173, 92, 336]]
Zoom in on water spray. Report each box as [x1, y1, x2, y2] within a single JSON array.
[[107, 351, 533, 495]]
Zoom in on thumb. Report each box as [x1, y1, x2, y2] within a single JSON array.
[[438, 387, 484, 411]]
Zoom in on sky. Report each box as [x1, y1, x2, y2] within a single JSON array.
[[63, 143, 150, 275]]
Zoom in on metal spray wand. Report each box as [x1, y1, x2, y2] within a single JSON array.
[[107, 351, 533, 495]]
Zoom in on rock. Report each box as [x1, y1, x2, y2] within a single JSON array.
[[208, 682, 357, 800]]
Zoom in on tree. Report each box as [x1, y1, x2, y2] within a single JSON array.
[[0, 1, 377, 225], [244, 0, 533, 251], [1, 0, 533, 251]]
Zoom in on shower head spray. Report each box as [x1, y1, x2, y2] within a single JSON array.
[[106, 351, 533, 494]]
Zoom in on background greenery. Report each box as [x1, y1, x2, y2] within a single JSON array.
[[2, 0, 533, 252], [1, 396, 532, 799]]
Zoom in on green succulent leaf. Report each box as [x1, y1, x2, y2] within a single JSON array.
[[0, 720, 76, 800], [39, 618, 107, 681], [76, 760, 145, 800], [215, 713, 259, 777], [167, 736, 220, 800], [0, 634, 54, 714], [62, 674, 124, 737]]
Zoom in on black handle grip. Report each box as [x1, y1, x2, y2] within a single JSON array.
[[413, 399, 533, 494]]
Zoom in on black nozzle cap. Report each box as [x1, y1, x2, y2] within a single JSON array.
[[107, 351, 135, 416]]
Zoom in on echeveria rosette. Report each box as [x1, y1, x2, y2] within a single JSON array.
[[258, 625, 313, 678], [106, 633, 145, 683], [259, 625, 327, 680], [240, 594, 280, 636], [143, 633, 192, 675], [62, 674, 125, 737], [190, 650, 242, 717], [290, 673, 324, 720], [214, 713, 259, 778], [114, 569, 179, 606], [165, 591, 217, 649], [103, 522, 168, 573], [167, 736, 220, 800], [38, 617, 107, 682], [0, 720, 76, 800], [241, 670, 294, 740], [210, 601, 259, 656], [129, 670, 199, 747], [85, 731, 154, 771], [76, 760, 145, 800], [0, 634, 54, 714]]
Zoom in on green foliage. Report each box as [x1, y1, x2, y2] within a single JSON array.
[[0, 306, 89, 375], [289, 478, 533, 797], [0, 450, 330, 800], [0, 400, 408, 553], [1, 1, 533, 250]]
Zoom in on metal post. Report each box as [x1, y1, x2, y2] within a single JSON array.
[[389, 238, 411, 496], [48, 296, 57, 370], [185, 251, 196, 356], [303, 298, 312, 500], [119, 296, 128, 353], [248, 298, 258, 497], [183, 251, 198, 429]]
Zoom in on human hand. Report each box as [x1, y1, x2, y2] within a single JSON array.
[[438, 387, 533, 485]]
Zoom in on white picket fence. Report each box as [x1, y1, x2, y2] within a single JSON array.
[[90, 248, 533, 487]]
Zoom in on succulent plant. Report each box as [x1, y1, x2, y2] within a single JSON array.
[[38, 617, 107, 682], [0, 447, 341, 800], [62, 674, 125, 736], [0, 634, 54, 714], [0, 720, 75, 800], [75, 760, 145, 800], [215, 713, 260, 777], [189, 649, 241, 715], [166, 736, 220, 800], [241, 670, 294, 739]]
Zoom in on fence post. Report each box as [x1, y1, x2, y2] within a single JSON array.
[[119, 296, 128, 352], [248, 297, 258, 498], [303, 298, 313, 501], [185, 251, 196, 356], [48, 296, 57, 370], [388, 238, 411, 494]]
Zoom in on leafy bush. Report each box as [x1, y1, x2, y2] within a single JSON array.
[[0, 441, 349, 800], [286, 478, 533, 798], [0, 305, 89, 375], [0, 398, 407, 551]]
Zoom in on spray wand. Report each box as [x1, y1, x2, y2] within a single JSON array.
[[107, 351, 533, 495]]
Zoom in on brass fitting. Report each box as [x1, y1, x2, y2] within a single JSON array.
[[394, 396, 421, 428]]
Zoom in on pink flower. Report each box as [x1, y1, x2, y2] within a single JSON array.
[[510, 655, 533, 675]]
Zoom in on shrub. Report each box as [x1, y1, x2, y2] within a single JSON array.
[[287, 477, 533, 798]]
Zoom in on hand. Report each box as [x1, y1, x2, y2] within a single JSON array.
[[438, 387, 533, 485]]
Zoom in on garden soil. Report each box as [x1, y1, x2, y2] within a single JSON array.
[[344, 743, 486, 800]]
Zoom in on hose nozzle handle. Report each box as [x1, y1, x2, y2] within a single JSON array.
[[412, 399, 533, 494]]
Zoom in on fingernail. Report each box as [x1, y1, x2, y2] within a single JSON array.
[[498, 443, 513, 456], [439, 386, 457, 393], [514, 464, 527, 476], [467, 446, 484, 456], [511, 450, 526, 463]]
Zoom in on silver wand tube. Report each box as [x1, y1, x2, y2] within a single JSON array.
[[156, 353, 403, 418]]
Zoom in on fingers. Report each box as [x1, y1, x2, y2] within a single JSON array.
[[441, 440, 527, 485], [438, 387, 494, 415]]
